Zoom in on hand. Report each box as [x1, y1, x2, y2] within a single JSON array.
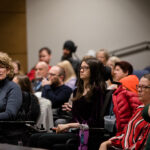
[[41, 78, 51, 87], [99, 140, 112, 150], [56, 124, 70, 133], [62, 102, 72, 112]]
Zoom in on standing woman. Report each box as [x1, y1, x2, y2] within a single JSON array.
[[0, 52, 22, 120], [29, 57, 107, 150]]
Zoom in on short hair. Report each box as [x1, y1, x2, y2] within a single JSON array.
[[39, 47, 51, 55], [96, 49, 110, 61], [0, 52, 14, 79], [57, 65, 65, 80], [63, 40, 77, 53], [115, 61, 133, 75], [143, 73, 150, 81]]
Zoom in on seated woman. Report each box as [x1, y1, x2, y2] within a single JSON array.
[[13, 75, 40, 122], [29, 57, 107, 150], [99, 74, 150, 150], [0, 52, 22, 120]]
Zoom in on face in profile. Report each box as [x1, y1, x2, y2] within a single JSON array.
[[96, 51, 107, 65], [114, 65, 128, 81], [35, 62, 48, 79], [80, 61, 90, 81], [137, 77, 150, 105], [62, 49, 71, 59], [0, 65, 9, 80], [39, 50, 51, 64]]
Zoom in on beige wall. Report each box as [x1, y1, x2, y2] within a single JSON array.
[[26, 0, 150, 70], [0, 0, 27, 73]]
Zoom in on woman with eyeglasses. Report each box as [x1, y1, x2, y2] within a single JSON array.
[[0, 52, 22, 120], [29, 57, 107, 150], [99, 74, 150, 150]]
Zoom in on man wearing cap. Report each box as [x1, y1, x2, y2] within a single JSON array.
[[61, 40, 80, 76]]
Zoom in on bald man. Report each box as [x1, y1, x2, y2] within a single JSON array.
[[32, 61, 49, 92]]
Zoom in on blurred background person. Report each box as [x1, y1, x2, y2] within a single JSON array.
[[27, 47, 52, 81], [61, 40, 80, 76], [32, 61, 49, 92], [57, 60, 77, 91], [13, 75, 40, 122], [96, 49, 110, 66], [12, 60, 24, 76]]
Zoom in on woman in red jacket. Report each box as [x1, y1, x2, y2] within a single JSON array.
[[99, 74, 150, 150]]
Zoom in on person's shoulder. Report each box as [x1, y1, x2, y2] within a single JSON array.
[[61, 84, 72, 91], [5, 79, 20, 89]]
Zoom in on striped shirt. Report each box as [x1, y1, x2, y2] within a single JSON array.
[[110, 105, 150, 150]]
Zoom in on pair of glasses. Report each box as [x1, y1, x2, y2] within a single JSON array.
[[136, 85, 150, 90], [80, 66, 89, 71], [48, 73, 60, 76]]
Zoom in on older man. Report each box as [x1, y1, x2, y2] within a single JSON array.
[[41, 65, 72, 109], [32, 61, 49, 92]]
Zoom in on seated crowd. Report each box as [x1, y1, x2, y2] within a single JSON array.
[[0, 40, 150, 150]]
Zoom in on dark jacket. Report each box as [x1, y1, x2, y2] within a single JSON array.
[[42, 84, 72, 108], [0, 78, 22, 120], [16, 92, 40, 122]]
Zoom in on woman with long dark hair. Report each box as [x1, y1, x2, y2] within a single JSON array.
[[29, 57, 107, 150]]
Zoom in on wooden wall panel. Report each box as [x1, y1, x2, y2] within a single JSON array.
[[0, 0, 27, 73]]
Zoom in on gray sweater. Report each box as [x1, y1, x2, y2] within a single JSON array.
[[0, 78, 22, 120]]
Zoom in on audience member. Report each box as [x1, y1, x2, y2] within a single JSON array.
[[61, 40, 80, 76], [29, 57, 107, 150], [119, 74, 139, 94], [13, 75, 40, 122], [106, 56, 121, 88], [112, 75, 142, 134], [0, 52, 22, 120], [99, 74, 150, 150], [142, 104, 150, 150], [113, 60, 133, 81], [32, 61, 49, 92], [57, 60, 77, 91], [12, 60, 24, 75], [41, 65, 72, 108], [96, 49, 110, 66], [27, 47, 52, 81]]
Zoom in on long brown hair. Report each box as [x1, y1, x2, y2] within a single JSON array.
[[73, 57, 106, 101]]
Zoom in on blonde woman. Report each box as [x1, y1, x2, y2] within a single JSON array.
[[58, 60, 77, 91], [0, 52, 22, 120]]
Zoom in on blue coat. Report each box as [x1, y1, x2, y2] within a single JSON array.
[[0, 78, 22, 120]]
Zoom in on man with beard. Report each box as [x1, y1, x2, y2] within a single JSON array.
[[41, 65, 72, 108], [61, 40, 80, 76]]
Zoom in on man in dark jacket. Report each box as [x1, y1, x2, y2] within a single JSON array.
[[61, 40, 80, 76], [41, 65, 72, 108]]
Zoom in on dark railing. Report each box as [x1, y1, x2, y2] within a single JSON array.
[[110, 41, 150, 57]]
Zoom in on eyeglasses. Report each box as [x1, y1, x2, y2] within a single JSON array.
[[80, 66, 89, 71], [48, 73, 60, 77], [136, 85, 150, 90]]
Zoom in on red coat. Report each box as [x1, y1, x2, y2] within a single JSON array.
[[113, 85, 142, 134]]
